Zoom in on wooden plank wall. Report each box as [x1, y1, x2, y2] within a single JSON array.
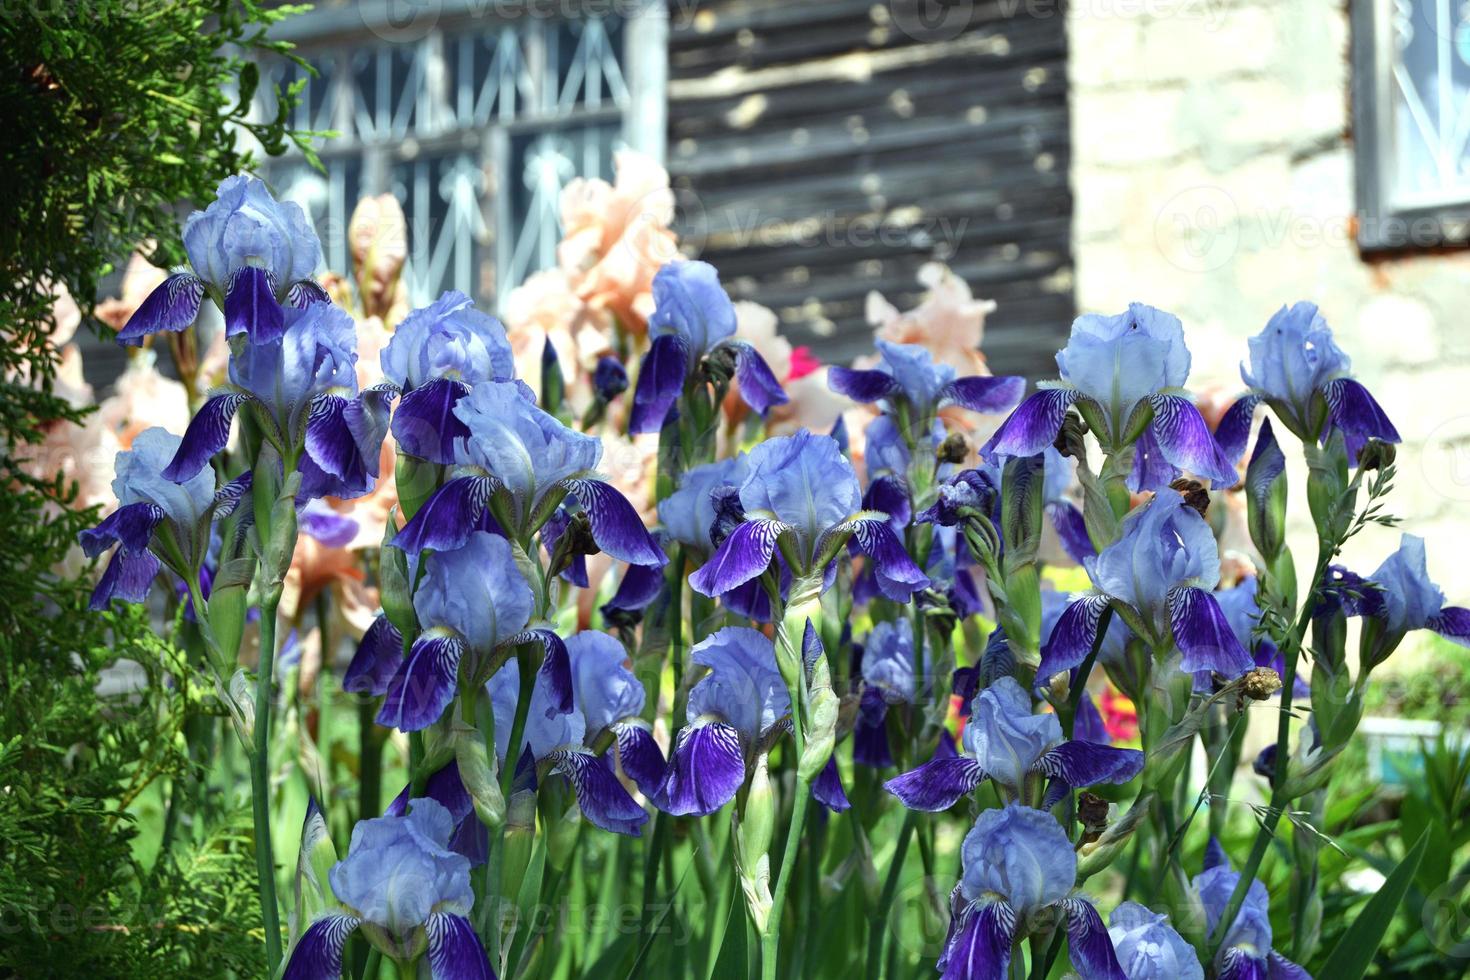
[[664, 0, 1073, 378]]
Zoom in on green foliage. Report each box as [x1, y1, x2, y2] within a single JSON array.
[[0, 2, 311, 975]]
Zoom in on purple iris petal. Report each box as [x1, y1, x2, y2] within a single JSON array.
[[224, 265, 284, 342], [213, 469, 253, 518], [1168, 587, 1254, 677], [560, 479, 667, 568], [385, 762, 487, 866], [688, 518, 786, 597], [1035, 741, 1144, 802], [939, 901, 1015, 980], [1217, 949, 1269, 980], [1246, 417, 1286, 511], [1060, 898, 1126, 980], [394, 377, 471, 465], [1323, 377, 1401, 459], [424, 912, 496, 980], [601, 561, 666, 620], [1074, 694, 1109, 745], [90, 547, 164, 610], [1203, 837, 1230, 872], [541, 510, 590, 587], [862, 474, 912, 528], [629, 333, 691, 434], [1046, 499, 1094, 563], [827, 365, 900, 404], [343, 615, 404, 696], [654, 722, 745, 817], [614, 723, 667, 798], [377, 631, 466, 732], [1147, 394, 1239, 487], [287, 279, 331, 308], [162, 391, 248, 483], [884, 757, 986, 811], [853, 687, 893, 768], [811, 755, 851, 812], [392, 475, 496, 556], [553, 750, 648, 836], [281, 913, 360, 980], [979, 388, 1078, 459], [116, 272, 204, 345], [1268, 952, 1312, 979], [80, 501, 165, 557], [1214, 395, 1261, 467], [1430, 606, 1470, 647], [940, 375, 1026, 414], [844, 516, 930, 601], [593, 356, 629, 401], [1037, 594, 1113, 681], [507, 627, 573, 717], [1128, 424, 1178, 493], [730, 341, 788, 414], [304, 394, 375, 490]]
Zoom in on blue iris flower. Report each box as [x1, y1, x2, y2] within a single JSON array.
[[1216, 302, 1400, 465], [1037, 488, 1253, 683], [1195, 842, 1311, 980], [937, 804, 1124, 980], [1106, 902, 1202, 980], [653, 626, 847, 817], [120, 175, 327, 347], [688, 429, 928, 602], [379, 290, 517, 463], [657, 455, 750, 553], [79, 427, 223, 610], [885, 676, 1141, 812], [391, 380, 665, 569], [628, 261, 788, 433], [568, 631, 667, 799], [484, 639, 649, 837], [852, 618, 917, 768], [829, 339, 1024, 431], [162, 299, 394, 501], [371, 530, 570, 734], [1356, 534, 1470, 653], [982, 303, 1237, 491], [282, 798, 494, 980]]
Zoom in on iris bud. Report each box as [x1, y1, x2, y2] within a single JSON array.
[[593, 355, 629, 401], [452, 725, 505, 830]]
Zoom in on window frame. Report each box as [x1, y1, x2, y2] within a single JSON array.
[[1352, 0, 1470, 252]]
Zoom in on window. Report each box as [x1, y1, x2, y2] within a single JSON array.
[[1353, 0, 1470, 250], [253, 1, 667, 304]]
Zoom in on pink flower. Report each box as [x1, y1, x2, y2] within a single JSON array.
[[96, 352, 190, 449], [787, 346, 821, 381], [348, 195, 409, 320], [502, 267, 613, 409], [557, 150, 679, 336], [865, 262, 996, 378]]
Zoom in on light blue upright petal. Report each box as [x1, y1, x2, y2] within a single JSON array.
[[112, 427, 216, 531], [648, 260, 737, 358], [1369, 534, 1447, 634], [230, 301, 358, 432], [413, 530, 534, 655], [453, 381, 602, 519], [485, 658, 586, 764], [961, 677, 1062, 790], [1240, 302, 1350, 420], [861, 618, 916, 703], [1086, 488, 1219, 631], [874, 339, 957, 410], [381, 291, 514, 390], [657, 455, 748, 551], [327, 797, 473, 937], [1056, 303, 1190, 431], [1108, 902, 1203, 980], [960, 803, 1075, 914], [687, 627, 790, 742], [739, 430, 861, 553], [182, 174, 321, 291], [568, 631, 644, 732]]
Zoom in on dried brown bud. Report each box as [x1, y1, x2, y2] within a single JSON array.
[[1356, 439, 1396, 472], [1054, 413, 1088, 460], [1242, 666, 1283, 701], [937, 432, 970, 464], [1078, 791, 1110, 844], [1169, 478, 1209, 517]]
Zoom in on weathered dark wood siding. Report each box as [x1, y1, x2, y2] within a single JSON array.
[[665, 0, 1073, 378]]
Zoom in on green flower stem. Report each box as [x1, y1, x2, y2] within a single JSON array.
[[866, 807, 918, 978], [1206, 549, 1331, 958], [358, 699, 383, 822], [761, 780, 811, 980], [253, 589, 284, 973]]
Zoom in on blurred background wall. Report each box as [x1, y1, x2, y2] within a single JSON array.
[[1069, 0, 1470, 597]]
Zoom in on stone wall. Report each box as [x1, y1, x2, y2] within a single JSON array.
[[1069, 0, 1470, 603]]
